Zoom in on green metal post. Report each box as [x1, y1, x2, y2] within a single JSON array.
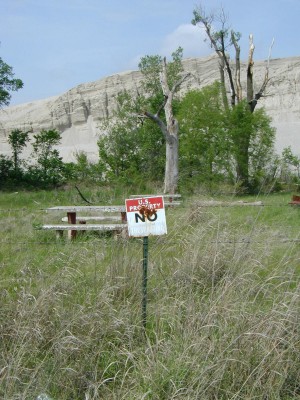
[[142, 236, 149, 329]]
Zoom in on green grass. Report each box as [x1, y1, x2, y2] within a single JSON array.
[[1, 187, 300, 399]]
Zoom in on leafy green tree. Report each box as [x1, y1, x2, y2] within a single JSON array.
[[98, 123, 141, 182], [98, 91, 144, 182], [31, 129, 64, 185], [178, 83, 275, 191], [281, 146, 300, 178], [178, 83, 229, 183], [226, 101, 275, 190], [138, 47, 184, 113], [7, 129, 30, 174], [279, 146, 300, 186], [98, 91, 164, 184], [0, 155, 13, 185], [97, 48, 189, 192], [0, 57, 23, 107], [62, 153, 102, 183]]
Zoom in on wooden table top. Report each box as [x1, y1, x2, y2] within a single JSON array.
[[46, 205, 126, 212]]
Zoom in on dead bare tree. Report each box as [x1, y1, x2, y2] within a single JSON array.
[[192, 5, 273, 111], [144, 57, 191, 194], [192, 4, 274, 189]]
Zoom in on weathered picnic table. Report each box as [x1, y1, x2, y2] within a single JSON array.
[[41, 198, 181, 240], [43, 205, 127, 240]]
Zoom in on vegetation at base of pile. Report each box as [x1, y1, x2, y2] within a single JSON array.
[[1, 185, 300, 399]]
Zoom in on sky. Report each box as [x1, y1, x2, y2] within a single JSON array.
[[1, 0, 299, 106]]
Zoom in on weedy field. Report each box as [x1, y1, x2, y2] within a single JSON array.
[[1, 187, 300, 399]]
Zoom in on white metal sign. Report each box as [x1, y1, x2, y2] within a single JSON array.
[[125, 196, 167, 237]]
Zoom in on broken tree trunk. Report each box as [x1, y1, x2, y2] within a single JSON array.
[[145, 57, 190, 194]]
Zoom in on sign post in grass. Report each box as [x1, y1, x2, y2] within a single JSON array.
[[142, 236, 149, 329], [125, 196, 167, 329]]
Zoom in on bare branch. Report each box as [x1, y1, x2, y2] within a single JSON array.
[[248, 37, 274, 112], [231, 30, 242, 102], [75, 185, 93, 204], [220, 32, 236, 107], [247, 34, 255, 105], [267, 38, 275, 68], [155, 95, 168, 118], [171, 72, 191, 94], [144, 111, 168, 139], [196, 13, 236, 106], [159, 57, 191, 102], [159, 57, 169, 97]]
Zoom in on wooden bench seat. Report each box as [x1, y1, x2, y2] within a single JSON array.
[[61, 216, 121, 223], [164, 201, 181, 207], [40, 223, 127, 239]]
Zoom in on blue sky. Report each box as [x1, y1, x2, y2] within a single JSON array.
[[1, 0, 299, 106]]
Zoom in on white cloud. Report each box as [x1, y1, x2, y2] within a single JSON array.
[[126, 24, 213, 73], [126, 54, 144, 71], [160, 24, 212, 59]]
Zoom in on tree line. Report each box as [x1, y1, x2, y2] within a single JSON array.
[[1, 79, 298, 193]]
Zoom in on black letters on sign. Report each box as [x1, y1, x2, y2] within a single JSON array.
[[147, 213, 157, 221], [135, 213, 145, 223], [135, 212, 157, 223]]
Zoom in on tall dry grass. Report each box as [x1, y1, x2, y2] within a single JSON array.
[[1, 190, 300, 399]]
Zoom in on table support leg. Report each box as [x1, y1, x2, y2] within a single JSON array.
[[67, 212, 77, 240], [121, 212, 127, 223]]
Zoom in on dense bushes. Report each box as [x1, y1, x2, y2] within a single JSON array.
[[0, 129, 100, 189]]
